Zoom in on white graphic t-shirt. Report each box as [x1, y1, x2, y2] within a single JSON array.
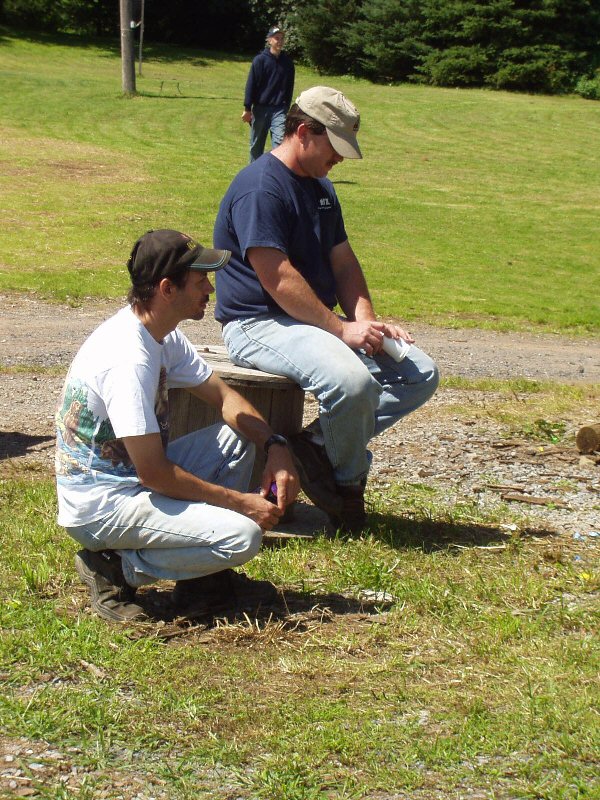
[[55, 307, 211, 527]]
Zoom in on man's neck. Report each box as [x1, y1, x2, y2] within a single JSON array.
[[131, 304, 176, 344], [271, 141, 310, 178]]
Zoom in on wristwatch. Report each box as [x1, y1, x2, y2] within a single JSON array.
[[264, 433, 289, 454]]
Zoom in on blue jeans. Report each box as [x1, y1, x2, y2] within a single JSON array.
[[223, 315, 440, 486], [249, 104, 286, 162], [65, 424, 262, 588]]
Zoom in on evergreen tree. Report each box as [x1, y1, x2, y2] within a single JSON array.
[[346, 0, 429, 81], [295, 0, 361, 75]]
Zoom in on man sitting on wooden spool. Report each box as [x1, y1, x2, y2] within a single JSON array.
[[214, 87, 439, 531], [55, 229, 298, 623]]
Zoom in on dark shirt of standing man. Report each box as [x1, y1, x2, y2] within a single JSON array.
[[241, 26, 295, 163]]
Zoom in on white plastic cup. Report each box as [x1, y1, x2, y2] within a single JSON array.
[[381, 336, 411, 362]]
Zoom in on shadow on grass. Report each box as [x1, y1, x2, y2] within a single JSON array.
[[120, 586, 390, 639], [0, 26, 250, 66], [0, 431, 54, 459], [362, 511, 556, 552], [137, 91, 233, 101]]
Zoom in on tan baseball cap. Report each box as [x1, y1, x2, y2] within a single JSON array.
[[295, 86, 362, 159]]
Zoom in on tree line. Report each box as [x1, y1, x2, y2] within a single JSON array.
[[2, 0, 599, 97]]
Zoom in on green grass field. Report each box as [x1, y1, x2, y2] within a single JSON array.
[[2, 471, 599, 799], [1, 28, 599, 334]]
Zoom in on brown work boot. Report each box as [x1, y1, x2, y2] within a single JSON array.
[[329, 483, 368, 533], [288, 431, 343, 517], [172, 569, 278, 618], [74, 549, 146, 622]]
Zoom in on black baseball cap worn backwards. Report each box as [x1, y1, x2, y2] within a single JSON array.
[[127, 229, 230, 286]]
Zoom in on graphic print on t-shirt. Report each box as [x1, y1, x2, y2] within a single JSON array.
[[55, 367, 169, 484]]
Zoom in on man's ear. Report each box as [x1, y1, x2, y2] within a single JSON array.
[[157, 277, 176, 300], [296, 122, 310, 146]]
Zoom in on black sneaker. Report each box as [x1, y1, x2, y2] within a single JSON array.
[[74, 549, 146, 623], [172, 569, 278, 618], [288, 431, 343, 517], [329, 483, 367, 533]]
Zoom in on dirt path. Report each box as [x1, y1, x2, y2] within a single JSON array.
[[1, 293, 599, 382], [1, 294, 599, 542]]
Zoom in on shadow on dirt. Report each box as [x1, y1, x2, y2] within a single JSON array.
[[0, 431, 54, 459]]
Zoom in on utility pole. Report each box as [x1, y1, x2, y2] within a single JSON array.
[[119, 0, 136, 95]]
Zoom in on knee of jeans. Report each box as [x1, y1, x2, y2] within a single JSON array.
[[424, 360, 441, 398], [225, 519, 263, 566], [330, 366, 381, 413]]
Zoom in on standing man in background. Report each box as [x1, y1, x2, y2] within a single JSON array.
[[241, 26, 295, 163]]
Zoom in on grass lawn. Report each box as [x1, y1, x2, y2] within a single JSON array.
[[0, 28, 599, 334], [1, 474, 598, 800], [2, 379, 599, 798]]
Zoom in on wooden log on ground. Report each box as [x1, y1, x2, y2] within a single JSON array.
[[576, 423, 600, 454]]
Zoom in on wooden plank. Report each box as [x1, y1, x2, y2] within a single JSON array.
[[168, 388, 191, 441], [194, 344, 295, 387], [262, 500, 330, 544]]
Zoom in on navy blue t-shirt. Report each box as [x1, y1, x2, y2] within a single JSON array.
[[213, 154, 347, 324]]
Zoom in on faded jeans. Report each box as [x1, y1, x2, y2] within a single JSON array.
[[249, 104, 286, 162], [223, 314, 440, 486], [65, 424, 262, 588]]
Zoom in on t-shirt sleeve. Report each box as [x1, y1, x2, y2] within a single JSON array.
[[164, 330, 212, 389], [231, 190, 291, 259]]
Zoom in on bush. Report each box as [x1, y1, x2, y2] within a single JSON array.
[[574, 72, 600, 100], [490, 45, 577, 94], [418, 45, 492, 87], [295, 0, 361, 75]]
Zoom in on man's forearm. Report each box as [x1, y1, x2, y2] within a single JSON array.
[[220, 391, 274, 449], [270, 273, 344, 336], [330, 241, 377, 322]]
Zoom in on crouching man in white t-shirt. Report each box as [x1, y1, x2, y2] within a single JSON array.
[[55, 229, 299, 623]]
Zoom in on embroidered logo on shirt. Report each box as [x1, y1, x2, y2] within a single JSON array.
[[318, 197, 332, 211]]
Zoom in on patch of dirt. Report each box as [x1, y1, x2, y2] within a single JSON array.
[[1, 293, 599, 547]]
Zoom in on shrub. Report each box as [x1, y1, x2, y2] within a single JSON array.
[[418, 45, 493, 87], [489, 45, 577, 94], [574, 72, 600, 100]]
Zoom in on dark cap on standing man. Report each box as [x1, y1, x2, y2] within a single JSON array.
[[267, 25, 283, 38], [127, 229, 230, 286]]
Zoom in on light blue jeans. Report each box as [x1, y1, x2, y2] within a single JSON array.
[[249, 104, 286, 162], [65, 424, 262, 588], [223, 314, 440, 487]]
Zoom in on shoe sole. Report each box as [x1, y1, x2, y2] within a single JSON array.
[[75, 552, 145, 623]]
